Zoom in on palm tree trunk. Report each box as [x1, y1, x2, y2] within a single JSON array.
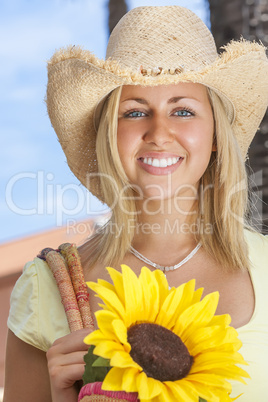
[[108, 0, 128, 35], [207, 0, 268, 233]]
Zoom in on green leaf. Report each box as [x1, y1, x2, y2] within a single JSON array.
[[92, 356, 111, 367], [199, 398, 207, 402], [82, 345, 110, 385]]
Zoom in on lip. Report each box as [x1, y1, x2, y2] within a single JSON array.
[[137, 154, 184, 175], [138, 152, 182, 159]]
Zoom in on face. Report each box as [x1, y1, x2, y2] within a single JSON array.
[[117, 83, 215, 201]]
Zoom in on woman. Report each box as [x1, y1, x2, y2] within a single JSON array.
[[4, 6, 268, 402]]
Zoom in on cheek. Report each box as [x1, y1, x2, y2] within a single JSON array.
[[117, 132, 126, 155], [117, 125, 129, 155], [117, 124, 141, 157], [183, 123, 214, 154], [117, 129, 137, 173]]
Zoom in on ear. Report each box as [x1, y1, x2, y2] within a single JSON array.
[[212, 143, 217, 152], [212, 134, 217, 152]]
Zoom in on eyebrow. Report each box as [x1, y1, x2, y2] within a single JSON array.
[[168, 96, 199, 103], [121, 96, 200, 104], [121, 98, 148, 104]]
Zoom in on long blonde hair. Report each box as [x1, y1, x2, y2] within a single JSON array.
[[85, 85, 251, 271], [200, 88, 250, 271]]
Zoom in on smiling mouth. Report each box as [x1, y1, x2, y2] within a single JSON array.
[[139, 156, 182, 168]]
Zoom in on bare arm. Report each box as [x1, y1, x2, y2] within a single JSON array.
[[3, 330, 52, 402], [46, 328, 90, 402], [4, 328, 90, 402]]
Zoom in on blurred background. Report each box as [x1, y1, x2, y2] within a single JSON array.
[[0, 0, 268, 395], [1, 0, 268, 245], [0, 0, 206, 244]]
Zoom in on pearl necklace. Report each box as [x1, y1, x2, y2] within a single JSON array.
[[130, 243, 201, 272]]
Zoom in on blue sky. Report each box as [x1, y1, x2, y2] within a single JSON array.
[[1, 0, 208, 243]]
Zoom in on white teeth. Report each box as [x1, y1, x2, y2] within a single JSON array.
[[167, 157, 173, 166], [159, 159, 168, 167], [142, 157, 180, 167]]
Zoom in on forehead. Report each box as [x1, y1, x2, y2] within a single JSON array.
[[120, 83, 209, 102]]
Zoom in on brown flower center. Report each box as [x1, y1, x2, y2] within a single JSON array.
[[127, 323, 193, 382]]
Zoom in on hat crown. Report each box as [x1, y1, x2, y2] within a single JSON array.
[[106, 6, 218, 72], [47, 6, 268, 201]]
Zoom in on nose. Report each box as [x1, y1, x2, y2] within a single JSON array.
[[143, 116, 174, 147]]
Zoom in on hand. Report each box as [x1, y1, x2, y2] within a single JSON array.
[[46, 328, 91, 402]]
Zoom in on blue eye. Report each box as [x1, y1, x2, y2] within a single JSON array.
[[174, 109, 193, 117], [124, 110, 146, 118]]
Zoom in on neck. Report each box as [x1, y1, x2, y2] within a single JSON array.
[[132, 197, 199, 253]]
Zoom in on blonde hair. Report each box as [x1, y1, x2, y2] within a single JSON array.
[[85, 85, 251, 271], [200, 88, 250, 271], [85, 87, 137, 267]]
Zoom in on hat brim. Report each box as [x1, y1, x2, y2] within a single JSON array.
[[47, 41, 268, 201]]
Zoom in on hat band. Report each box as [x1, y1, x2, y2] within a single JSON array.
[[140, 65, 185, 76]]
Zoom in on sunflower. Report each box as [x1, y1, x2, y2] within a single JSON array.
[[84, 265, 249, 402]]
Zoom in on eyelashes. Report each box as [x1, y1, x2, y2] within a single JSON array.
[[173, 107, 195, 117], [123, 110, 147, 118], [122, 106, 196, 119]]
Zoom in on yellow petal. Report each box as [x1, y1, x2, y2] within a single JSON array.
[[111, 319, 129, 348], [102, 367, 124, 391], [96, 278, 115, 292], [93, 340, 125, 359], [216, 338, 243, 353], [186, 325, 240, 356], [176, 279, 197, 311], [182, 379, 220, 402], [192, 351, 247, 373], [94, 310, 120, 341], [191, 286, 203, 304], [122, 367, 140, 391], [151, 382, 175, 402], [155, 287, 177, 328], [106, 267, 125, 305], [209, 313, 231, 327], [157, 280, 198, 329], [231, 394, 244, 401], [136, 372, 162, 400], [121, 264, 143, 327], [187, 372, 231, 391], [98, 303, 107, 310], [207, 366, 250, 383], [84, 329, 110, 345], [139, 267, 160, 322], [165, 381, 199, 401], [87, 281, 126, 321], [152, 269, 169, 306], [110, 350, 142, 369], [176, 292, 219, 342]]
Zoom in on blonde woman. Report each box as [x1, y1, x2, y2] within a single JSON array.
[[4, 6, 268, 402]]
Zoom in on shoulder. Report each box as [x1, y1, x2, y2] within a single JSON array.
[[8, 257, 69, 351], [244, 229, 268, 256], [11, 257, 62, 303], [78, 234, 100, 272], [244, 228, 268, 244], [244, 229, 268, 276]]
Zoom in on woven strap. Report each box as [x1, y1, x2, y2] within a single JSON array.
[[38, 243, 94, 332], [78, 383, 139, 402], [79, 396, 135, 402]]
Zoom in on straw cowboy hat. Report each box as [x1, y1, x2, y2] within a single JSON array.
[[46, 6, 268, 202]]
